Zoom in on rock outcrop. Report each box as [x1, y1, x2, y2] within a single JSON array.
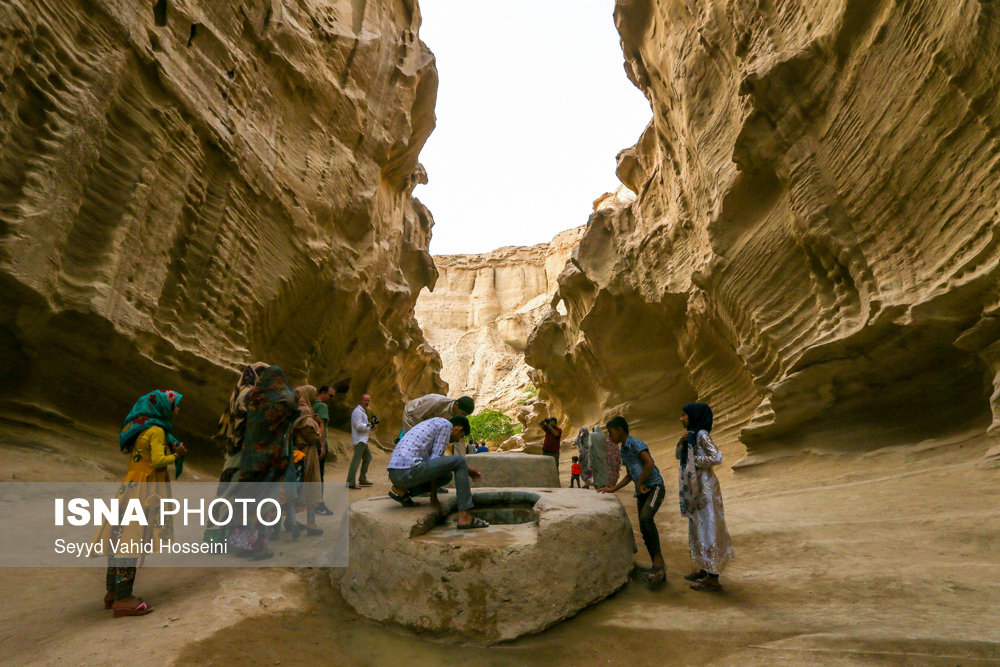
[[415, 227, 583, 414], [341, 489, 634, 645], [0, 0, 444, 442], [447, 453, 559, 488], [527, 0, 1000, 461]]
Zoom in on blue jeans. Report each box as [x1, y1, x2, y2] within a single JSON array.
[[388, 455, 474, 511]]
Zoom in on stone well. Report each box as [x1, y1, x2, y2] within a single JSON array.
[[339, 488, 634, 645], [450, 452, 559, 488]]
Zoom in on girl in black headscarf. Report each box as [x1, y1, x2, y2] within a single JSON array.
[[676, 402, 734, 591]]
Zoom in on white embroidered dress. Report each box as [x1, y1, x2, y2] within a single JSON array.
[[679, 430, 734, 574]]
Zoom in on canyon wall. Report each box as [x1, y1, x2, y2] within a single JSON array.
[[415, 227, 583, 416], [527, 0, 1000, 462], [0, 0, 445, 444]]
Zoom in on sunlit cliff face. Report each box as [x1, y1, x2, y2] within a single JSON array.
[[527, 0, 1000, 461], [415, 227, 584, 416]]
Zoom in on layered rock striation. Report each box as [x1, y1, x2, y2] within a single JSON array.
[[0, 0, 445, 442], [527, 0, 1000, 461], [415, 227, 583, 414]]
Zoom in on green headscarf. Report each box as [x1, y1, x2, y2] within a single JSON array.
[[119, 390, 184, 478]]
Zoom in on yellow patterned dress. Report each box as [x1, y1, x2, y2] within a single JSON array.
[[93, 426, 176, 560]]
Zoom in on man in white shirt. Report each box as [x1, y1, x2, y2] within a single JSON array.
[[347, 394, 374, 489], [387, 416, 489, 529]]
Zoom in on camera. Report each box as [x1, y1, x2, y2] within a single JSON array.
[[368, 414, 380, 428]]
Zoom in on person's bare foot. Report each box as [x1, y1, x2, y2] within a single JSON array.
[[429, 496, 443, 515]]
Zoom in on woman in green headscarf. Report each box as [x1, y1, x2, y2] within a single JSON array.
[[94, 390, 186, 617]]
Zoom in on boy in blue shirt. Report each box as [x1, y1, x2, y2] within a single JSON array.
[[598, 416, 666, 584]]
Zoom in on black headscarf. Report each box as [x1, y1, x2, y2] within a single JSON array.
[[681, 403, 714, 467]]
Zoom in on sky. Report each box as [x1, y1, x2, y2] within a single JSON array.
[[415, 1, 652, 256]]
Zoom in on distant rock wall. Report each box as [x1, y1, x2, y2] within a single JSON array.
[[0, 0, 445, 442], [415, 227, 583, 415], [527, 0, 1000, 462]]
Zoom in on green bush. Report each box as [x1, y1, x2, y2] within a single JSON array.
[[468, 409, 519, 443]]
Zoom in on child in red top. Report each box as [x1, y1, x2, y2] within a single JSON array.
[[570, 456, 582, 488]]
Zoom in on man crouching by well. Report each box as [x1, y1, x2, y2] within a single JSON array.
[[386, 416, 490, 529]]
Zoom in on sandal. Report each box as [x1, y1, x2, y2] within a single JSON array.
[[306, 526, 323, 536], [684, 569, 707, 582], [689, 578, 721, 592], [251, 548, 274, 561], [112, 599, 154, 617], [388, 490, 420, 507], [358, 481, 374, 487], [457, 516, 490, 530], [643, 567, 666, 585]]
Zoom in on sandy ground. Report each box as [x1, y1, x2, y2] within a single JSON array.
[[1, 421, 999, 666]]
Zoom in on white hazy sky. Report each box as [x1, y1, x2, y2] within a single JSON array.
[[415, 1, 651, 256]]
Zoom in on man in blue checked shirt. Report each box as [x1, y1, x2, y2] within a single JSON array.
[[386, 416, 489, 529]]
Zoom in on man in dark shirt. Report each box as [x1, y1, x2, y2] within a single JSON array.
[[599, 416, 666, 585], [313, 385, 334, 515], [540, 418, 563, 472]]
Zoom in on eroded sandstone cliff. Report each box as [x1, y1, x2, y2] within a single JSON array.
[[415, 227, 583, 415], [527, 0, 1000, 462], [0, 0, 444, 442]]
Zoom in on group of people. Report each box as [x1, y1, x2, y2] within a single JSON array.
[[588, 405, 734, 591], [95, 365, 734, 618], [545, 405, 734, 591], [213, 366, 339, 554], [382, 400, 734, 591], [346, 392, 476, 491], [96, 363, 353, 616]]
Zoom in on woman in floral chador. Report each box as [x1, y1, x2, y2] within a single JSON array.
[[676, 402, 734, 592], [213, 361, 269, 481], [94, 390, 187, 617], [226, 365, 298, 558]]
